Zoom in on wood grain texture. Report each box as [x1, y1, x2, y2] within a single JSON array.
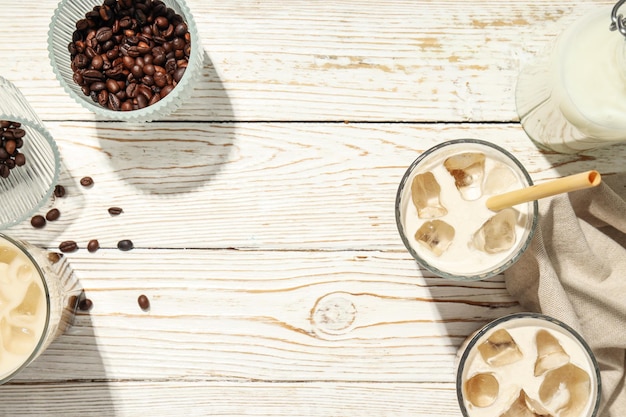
[[8, 249, 520, 383], [0, 0, 615, 121], [6, 122, 625, 249], [0, 381, 459, 417]]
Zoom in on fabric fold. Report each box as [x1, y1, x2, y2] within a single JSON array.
[[504, 173, 626, 417]]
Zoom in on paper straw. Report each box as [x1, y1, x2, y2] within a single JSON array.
[[486, 170, 602, 211]]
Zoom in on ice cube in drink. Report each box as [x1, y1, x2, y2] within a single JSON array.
[[456, 313, 601, 417], [395, 139, 537, 280], [0, 233, 80, 384]]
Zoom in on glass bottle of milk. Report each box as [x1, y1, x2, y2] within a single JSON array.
[[516, 1, 626, 153]]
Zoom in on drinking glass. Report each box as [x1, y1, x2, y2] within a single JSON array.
[[395, 139, 538, 281]]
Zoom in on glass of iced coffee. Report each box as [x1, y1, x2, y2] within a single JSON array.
[[456, 313, 601, 417], [395, 139, 538, 281], [0, 233, 80, 384]]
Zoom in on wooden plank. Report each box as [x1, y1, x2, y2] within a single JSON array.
[[6, 122, 625, 249], [0, 381, 459, 417], [0, 0, 613, 121], [7, 249, 521, 383]]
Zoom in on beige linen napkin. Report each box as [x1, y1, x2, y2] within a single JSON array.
[[504, 173, 626, 417]]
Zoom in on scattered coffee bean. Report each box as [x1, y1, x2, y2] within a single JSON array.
[[108, 206, 123, 215], [31, 215, 46, 228], [59, 240, 79, 253], [46, 208, 61, 221], [47, 252, 63, 264], [137, 294, 150, 311], [0, 120, 27, 178], [68, 0, 192, 111], [80, 176, 94, 187], [54, 184, 66, 198], [78, 297, 93, 311], [68, 295, 78, 310], [87, 239, 100, 253], [117, 239, 133, 251]]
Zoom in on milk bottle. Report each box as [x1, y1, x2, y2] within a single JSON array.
[[516, 1, 626, 153]]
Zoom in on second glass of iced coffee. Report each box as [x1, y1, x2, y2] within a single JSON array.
[[395, 139, 538, 281]]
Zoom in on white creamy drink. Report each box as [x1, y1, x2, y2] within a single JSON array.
[[396, 140, 537, 281], [0, 237, 48, 380], [0, 234, 80, 383], [516, 5, 626, 153], [457, 314, 600, 417]]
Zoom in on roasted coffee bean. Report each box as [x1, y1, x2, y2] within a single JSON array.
[[4, 140, 16, 155], [137, 94, 148, 109], [87, 239, 100, 253], [108, 206, 123, 215], [148, 93, 161, 106], [0, 165, 9, 178], [46, 208, 61, 221], [137, 294, 150, 310], [155, 16, 169, 30], [67, 295, 78, 310], [175, 23, 188, 37], [78, 297, 93, 311], [59, 240, 78, 253], [91, 54, 104, 69], [31, 215, 46, 228], [97, 89, 109, 107], [131, 64, 143, 79], [83, 69, 105, 81], [153, 71, 167, 88], [85, 46, 97, 60], [117, 239, 133, 251], [160, 84, 174, 97], [14, 153, 25, 166], [96, 26, 113, 43], [90, 81, 107, 92], [108, 92, 121, 110], [76, 19, 90, 31], [73, 54, 89, 68], [48, 252, 63, 264], [106, 78, 120, 93], [173, 67, 185, 83], [80, 176, 94, 187], [54, 184, 66, 197]]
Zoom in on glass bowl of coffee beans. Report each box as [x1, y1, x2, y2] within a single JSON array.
[[48, 0, 203, 122], [0, 77, 61, 229]]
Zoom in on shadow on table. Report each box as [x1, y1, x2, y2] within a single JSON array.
[[418, 141, 626, 347], [0, 306, 117, 416], [421, 273, 524, 349], [95, 50, 235, 196]]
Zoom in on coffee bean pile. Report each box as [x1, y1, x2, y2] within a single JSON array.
[[0, 120, 26, 178], [68, 0, 191, 111]]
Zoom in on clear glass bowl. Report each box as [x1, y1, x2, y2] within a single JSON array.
[[395, 139, 538, 281], [0, 77, 60, 229], [48, 0, 203, 122], [455, 312, 601, 417]]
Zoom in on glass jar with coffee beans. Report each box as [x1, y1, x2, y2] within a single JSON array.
[[67, 0, 192, 112]]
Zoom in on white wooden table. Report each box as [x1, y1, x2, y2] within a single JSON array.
[[1, 1, 625, 415]]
